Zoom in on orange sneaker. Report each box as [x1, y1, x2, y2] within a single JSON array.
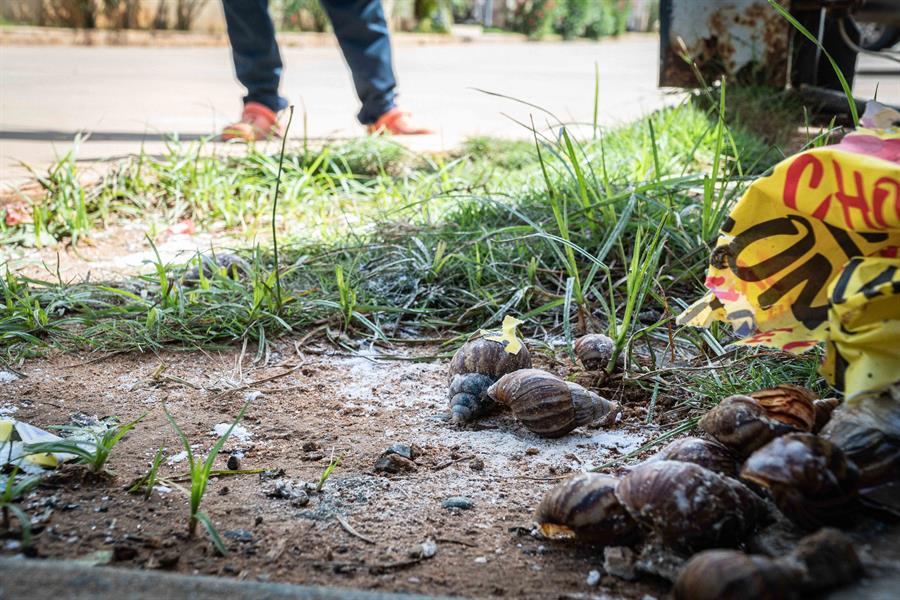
[[366, 108, 433, 135], [222, 101, 283, 142]]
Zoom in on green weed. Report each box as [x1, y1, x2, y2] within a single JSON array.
[[164, 401, 251, 555], [0, 467, 40, 545], [24, 414, 146, 474]]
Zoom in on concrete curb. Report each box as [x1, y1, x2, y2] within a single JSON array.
[[0, 557, 460, 600], [0, 25, 528, 48]]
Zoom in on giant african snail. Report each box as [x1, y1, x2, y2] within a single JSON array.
[[486, 369, 619, 438], [447, 336, 532, 423]]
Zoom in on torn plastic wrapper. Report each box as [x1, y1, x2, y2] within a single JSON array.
[[678, 101, 900, 401], [0, 419, 73, 473]]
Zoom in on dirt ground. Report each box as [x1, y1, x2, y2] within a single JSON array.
[[0, 340, 673, 599]]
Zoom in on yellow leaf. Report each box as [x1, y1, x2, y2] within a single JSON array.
[[482, 315, 525, 355]]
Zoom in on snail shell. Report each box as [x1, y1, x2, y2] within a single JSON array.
[[740, 433, 859, 530], [533, 473, 639, 545], [790, 527, 862, 591], [749, 385, 816, 431], [447, 337, 532, 423], [648, 437, 738, 478], [699, 395, 802, 458], [615, 460, 764, 551], [674, 550, 803, 600], [183, 252, 250, 284], [821, 388, 900, 489], [486, 369, 618, 438], [812, 397, 841, 433], [573, 334, 615, 371]]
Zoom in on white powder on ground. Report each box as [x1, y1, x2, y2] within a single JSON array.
[[315, 354, 646, 471], [212, 423, 252, 442]]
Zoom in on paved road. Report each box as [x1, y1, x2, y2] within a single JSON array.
[[1, 36, 897, 184], [0, 36, 670, 183]]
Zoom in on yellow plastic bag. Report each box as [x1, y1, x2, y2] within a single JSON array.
[[678, 102, 900, 400]]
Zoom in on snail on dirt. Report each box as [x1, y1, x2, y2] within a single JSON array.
[[534, 473, 639, 545], [699, 385, 816, 457], [673, 528, 861, 600], [486, 369, 618, 438], [645, 436, 738, 478], [573, 334, 615, 371], [740, 433, 859, 530], [615, 460, 765, 551], [447, 336, 532, 423]]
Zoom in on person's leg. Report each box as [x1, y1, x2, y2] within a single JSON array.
[[319, 0, 397, 125], [222, 0, 288, 113]]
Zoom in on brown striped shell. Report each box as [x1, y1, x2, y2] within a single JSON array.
[[674, 528, 861, 600], [447, 336, 532, 423], [674, 550, 802, 600], [533, 473, 639, 545], [699, 395, 802, 458], [740, 433, 859, 530], [791, 528, 862, 591], [486, 369, 618, 438], [615, 460, 764, 552], [749, 385, 816, 431], [812, 397, 841, 433], [573, 334, 615, 371], [648, 437, 738, 478]]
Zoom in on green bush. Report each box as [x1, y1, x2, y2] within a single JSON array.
[[584, 0, 629, 40], [557, 0, 590, 40], [513, 0, 559, 40], [280, 0, 329, 32]]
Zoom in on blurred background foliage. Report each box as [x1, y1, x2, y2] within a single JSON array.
[[0, 0, 658, 37]]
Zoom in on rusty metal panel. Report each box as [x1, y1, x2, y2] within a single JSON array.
[[659, 0, 791, 88]]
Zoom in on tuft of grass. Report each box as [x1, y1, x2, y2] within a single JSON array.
[[164, 400, 251, 556], [316, 447, 341, 493], [1, 466, 40, 546], [24, 413, 146, 474], [127, 446, 165, 499]]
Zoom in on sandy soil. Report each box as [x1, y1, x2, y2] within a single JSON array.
[[0, 340, 669, 599]]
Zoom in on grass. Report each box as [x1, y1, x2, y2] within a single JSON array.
[[164, 400, 251, 556], [0, 84, 831, 434], [1, 467, 40, 545], [23, 413, 146, 474]]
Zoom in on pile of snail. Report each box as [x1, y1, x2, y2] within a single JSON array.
[[532, 380, 900, 597], [447, 333, 619, 437]]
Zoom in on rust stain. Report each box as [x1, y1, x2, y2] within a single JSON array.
[[661, 0, 789, 88]]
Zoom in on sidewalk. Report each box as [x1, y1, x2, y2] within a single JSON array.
[[0, 35, 672, 185], [0, 557, 457, 600]]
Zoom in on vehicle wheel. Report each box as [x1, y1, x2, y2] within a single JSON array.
[[853, 21, 900, 51]]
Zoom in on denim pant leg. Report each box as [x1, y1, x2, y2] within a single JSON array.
[[320, 0, 398, 124], [222, 0, 288, 112]]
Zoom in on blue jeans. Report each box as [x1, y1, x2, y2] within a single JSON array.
[[222, 0, 398, 125]]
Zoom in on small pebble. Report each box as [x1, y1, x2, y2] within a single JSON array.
[[226, 455, 241, 470], [525, 447, 540, 455], [442, 496, 474, 510], [374, 453, 416, 474], [586, 569, 601, 586], [604, 546, 637, 581], [474, 556, 488, 564], [223, 529, 253, 543]]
